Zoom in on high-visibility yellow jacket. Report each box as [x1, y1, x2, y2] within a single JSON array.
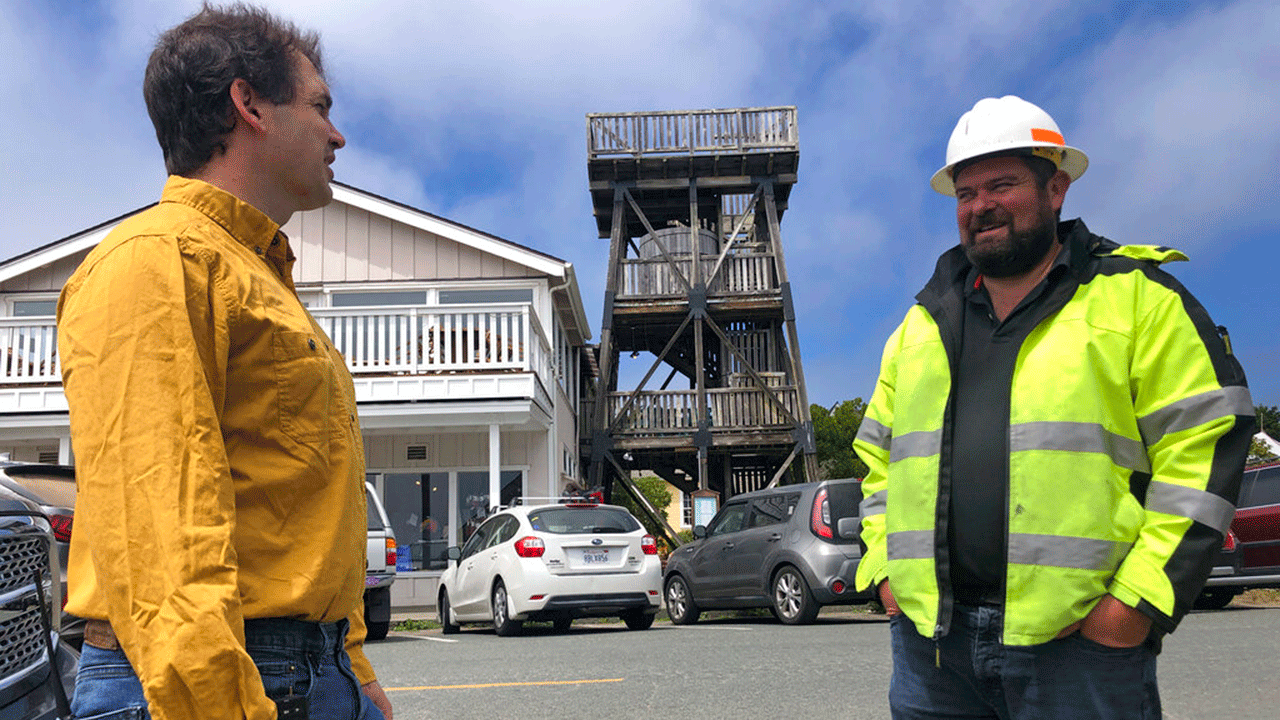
[[854, 219, 1254, 646]]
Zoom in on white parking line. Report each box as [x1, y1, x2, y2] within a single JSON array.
[[673, 625, 752, 631], [399, 634, 459, 643]]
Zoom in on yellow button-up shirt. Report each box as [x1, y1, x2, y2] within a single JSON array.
[[58, 176, 375, 720]]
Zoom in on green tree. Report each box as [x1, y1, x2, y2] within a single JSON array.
[[811, 399, 870, 480], [1248, 437, 1277, 464], [1256, 405, 1280, 440], [613, 475, 674, 539]]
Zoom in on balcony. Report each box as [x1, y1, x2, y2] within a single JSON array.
[[618, 253, 777, 299], [605, 384, 800, 439], [0, 303, 554, 414]]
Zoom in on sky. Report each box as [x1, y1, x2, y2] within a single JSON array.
[[1, 0, 1277, 411]]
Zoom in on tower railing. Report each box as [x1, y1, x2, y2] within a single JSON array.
[[587, 107, 798, 158]]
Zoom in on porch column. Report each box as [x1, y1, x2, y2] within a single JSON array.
[[58, 434, 73, 465], [489, 423, 501, 512]]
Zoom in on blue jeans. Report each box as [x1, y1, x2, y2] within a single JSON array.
[[71, 619, 384, 720], [889, 605, 1161, 720]]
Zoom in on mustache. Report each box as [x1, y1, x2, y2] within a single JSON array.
[[970, 209, 1010, 232]]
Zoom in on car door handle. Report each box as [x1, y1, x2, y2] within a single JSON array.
[[767, 533, 782, 542], [723, 542, 735, 550]]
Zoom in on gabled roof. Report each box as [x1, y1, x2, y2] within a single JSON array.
[[330, 182, 571, 279], [0, 182, 591, 340]]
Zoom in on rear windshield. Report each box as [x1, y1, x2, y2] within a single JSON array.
[[527, 507, 640, 534], [825, 481, 862, 524]]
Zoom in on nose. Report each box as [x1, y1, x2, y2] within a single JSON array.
[[329, 121, 346, 150]]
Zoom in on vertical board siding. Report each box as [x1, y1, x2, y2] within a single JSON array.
[[345, 206, 370, 281], [321, 204, 345, 282], [368, 214, 393, 279]]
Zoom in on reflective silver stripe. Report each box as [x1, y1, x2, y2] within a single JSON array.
[[1138, 386, 1255, 446], [1008, 533, 1132, 571], [1146, 481, 1236, 534], [890, 429, 943, 463], [887, 530, 934, 561], [860, 490, 887, 517], [1009, 421, 1150, 473], [856, 417, 892, 451]]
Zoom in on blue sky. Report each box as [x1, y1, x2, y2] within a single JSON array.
[[1, 0, 1276, 410]]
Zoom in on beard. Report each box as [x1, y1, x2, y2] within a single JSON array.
[[962, 203, 1058, 278]]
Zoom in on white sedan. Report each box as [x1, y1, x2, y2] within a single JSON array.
[[437, 502, 663, 635]]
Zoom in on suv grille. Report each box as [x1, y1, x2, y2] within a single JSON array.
[[0, 533, 52, 685], [0, 535, 48, 595], [0, 607, 47, 679]]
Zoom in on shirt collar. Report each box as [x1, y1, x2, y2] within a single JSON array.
[[159, 175, 283, 255]]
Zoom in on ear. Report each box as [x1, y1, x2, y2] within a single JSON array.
[[228, 78, 267, 132], [1047, 169, 1071, 212]]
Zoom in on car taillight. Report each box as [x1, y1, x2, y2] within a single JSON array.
[[385, 537, 397, 567], [1223, 529, 1238, 552], [641, 535, 658, 555], [49, 513, 73, 543], [811, 488, 833, 539], [515, 536, 546, 558]]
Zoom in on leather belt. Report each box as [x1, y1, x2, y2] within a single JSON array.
[[84, 618, 121, 651]]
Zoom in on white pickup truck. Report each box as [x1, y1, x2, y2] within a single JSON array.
[[364, 483, 396, 640]]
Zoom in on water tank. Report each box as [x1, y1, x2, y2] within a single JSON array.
[[637, 227, 718, 259]]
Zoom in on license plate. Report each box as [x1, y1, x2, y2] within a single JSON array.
[[577, 548, 610, 564]]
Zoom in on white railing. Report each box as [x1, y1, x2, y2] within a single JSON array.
[[0, 303, 553, 387], [619, 254, 776, 296], [0, 318, 60, 384], [310, 302, 552, 381], [587, 107, 798, 158], [607, 386, 798, 434]]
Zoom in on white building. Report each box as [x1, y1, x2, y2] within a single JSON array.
[[0, 182, 594, 608]]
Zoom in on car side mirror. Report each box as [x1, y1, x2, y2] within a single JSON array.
[[837, 517, 860, 540], [693, 525, 707, 539], [447, 546, 461, 562]]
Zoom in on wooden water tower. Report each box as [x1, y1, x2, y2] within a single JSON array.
[[583, 107, 818, 530]]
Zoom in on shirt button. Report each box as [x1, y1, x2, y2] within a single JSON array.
[[271, 237, 280, 247], [255, 246, 263, 255], [308, 338, 317, 351]]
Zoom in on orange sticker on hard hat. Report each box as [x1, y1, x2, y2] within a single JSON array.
[[1030, 128, 1065, 145]]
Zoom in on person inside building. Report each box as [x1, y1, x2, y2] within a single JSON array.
[[853, 95, 1255, 719], [56, 4, 392, 720]]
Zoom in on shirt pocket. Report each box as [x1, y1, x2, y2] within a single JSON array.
[[273, 328, 335, 446]]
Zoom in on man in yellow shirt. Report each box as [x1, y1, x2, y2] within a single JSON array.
[[57, 5, 392, 720]]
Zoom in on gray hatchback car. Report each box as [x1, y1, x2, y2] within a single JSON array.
[[663, 478, 872, 625]]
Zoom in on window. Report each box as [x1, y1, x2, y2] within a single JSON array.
[[750, 493, 798, 527], [12, 300, 56, 317], [682, 492, 693, 528], [458, 470, 523, 544], [707, 503, 748, 536], [527, 507, 640, 534], [460, 516, 502, 560], [331, 291, 426, 307], [382, 472, 449, 571], [438, 289, 532, 305], [1243, 466, 1280, 508]]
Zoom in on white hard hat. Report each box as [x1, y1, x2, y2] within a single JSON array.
[[930, 95, 1088, 196]]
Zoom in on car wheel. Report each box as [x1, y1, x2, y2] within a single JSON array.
[[1193, 588, 1238, 610], [773, 566, 819, 625], [439, 590, 460, 635], [491, 580, 523, 636], [553, 615, 573, 632], [665, 575, 701, 625], [622, 610, 655, 631], [365, 620, 389, 641]]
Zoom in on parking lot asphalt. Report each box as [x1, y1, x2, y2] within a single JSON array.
[[367, 602, 1280, 720]]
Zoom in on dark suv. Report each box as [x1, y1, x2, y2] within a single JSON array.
[[1197, 461, 1280, 608], [1, 481, 77, 719], [663, 479, 872, 625]]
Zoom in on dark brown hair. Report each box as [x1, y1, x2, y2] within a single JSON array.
[[143, 2, 323, 176]]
